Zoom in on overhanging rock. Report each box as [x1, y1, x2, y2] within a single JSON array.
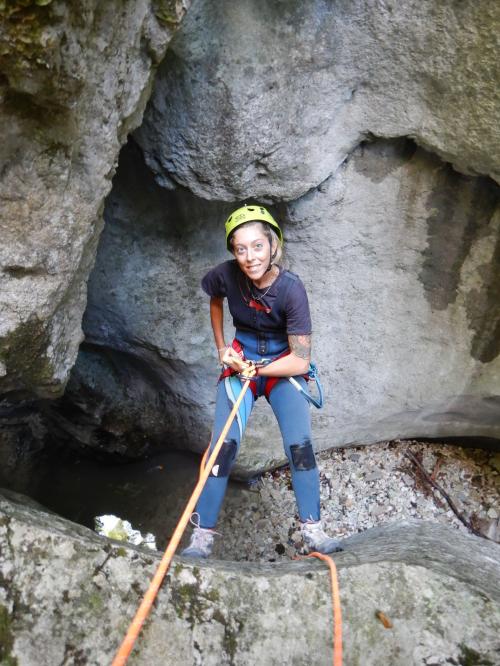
[[136, 0, 500, 201]]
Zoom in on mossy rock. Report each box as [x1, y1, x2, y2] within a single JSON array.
[[0, 605, 18, 666]]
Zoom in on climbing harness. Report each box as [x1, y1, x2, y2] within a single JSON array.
[[289, 361, 324, 409], [221, 339, 324, 409], [223, 375, 252, 439]]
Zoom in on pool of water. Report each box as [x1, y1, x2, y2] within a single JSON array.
[[0, 445, 250, 551]]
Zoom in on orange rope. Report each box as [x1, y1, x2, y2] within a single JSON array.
[[111, 377, 253, 666], [304, 552, 342, 666], [199, 447, 209, 479]]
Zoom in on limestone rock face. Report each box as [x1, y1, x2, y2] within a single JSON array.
[[0, 489, 499, 665], [136, 0, 500, 202], [283, 139, 500, 456], [61, 137, 499, 472], [1, 0, 499, 472], [0, 0, 189, 399]]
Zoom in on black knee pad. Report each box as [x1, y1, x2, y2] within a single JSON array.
[[209, 439, 237, 478], [290, 441, 317, 471]]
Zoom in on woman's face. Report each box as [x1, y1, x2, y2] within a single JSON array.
[[231, 223, 276, 283]]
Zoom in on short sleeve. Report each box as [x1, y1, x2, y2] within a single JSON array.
[[285, 279, 312, 335], [201, 262, 228, 297]]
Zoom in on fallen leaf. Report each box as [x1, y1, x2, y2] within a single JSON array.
[[375, 610, 393, 628]]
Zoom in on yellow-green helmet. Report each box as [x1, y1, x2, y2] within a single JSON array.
[[225, 204, 283, 250]]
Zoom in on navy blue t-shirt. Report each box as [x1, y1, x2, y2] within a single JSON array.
[[201, 260, 312, 335]]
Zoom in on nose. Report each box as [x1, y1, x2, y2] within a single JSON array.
[[247, 247, 254, 261]]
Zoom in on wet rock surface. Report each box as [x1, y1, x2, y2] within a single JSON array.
[[1, 488, 499, 666]]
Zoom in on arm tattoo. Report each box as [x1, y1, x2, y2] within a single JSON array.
[[289, 334, 311, 361]]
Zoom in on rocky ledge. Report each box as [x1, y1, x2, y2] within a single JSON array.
[[0, 489, 499, 665]]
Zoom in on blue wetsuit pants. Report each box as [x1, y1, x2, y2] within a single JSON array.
[[195, 374, 321, 528]]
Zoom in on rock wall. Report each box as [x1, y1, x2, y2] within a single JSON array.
[[59, 136, 499, 473], [0, 0, 189, 399], [1, 0, 499, 470], [46, 139, 227, 458], [286, 139, 500, 452], [1, 489, 499, 665], [1, 4, 500, 662]]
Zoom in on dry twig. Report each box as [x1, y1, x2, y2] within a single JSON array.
[[403, 449, 494, 541]]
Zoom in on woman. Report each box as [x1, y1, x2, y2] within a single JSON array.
[[182, 204, 341, 558]]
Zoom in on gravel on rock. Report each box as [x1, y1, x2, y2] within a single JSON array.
[[211, 440, 500, 562]]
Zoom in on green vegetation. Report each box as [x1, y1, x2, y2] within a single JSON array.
[[0, 605, 18, 666], [106, 520, 129, 542], [1, 317, 57, 398], [0, 0, 55, 71], [222, 618, 244, 662], [153, 0, 180, 27], [85, 591, 104, 614], [458, 644, 494, 666], [170, 569, 220, 625]]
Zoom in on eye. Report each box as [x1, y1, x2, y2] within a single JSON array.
[[235, 247, 246, 255], [254, 243, 264, 250]]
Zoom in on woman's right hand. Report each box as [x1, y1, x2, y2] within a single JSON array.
[[221, 346, 250, 373]]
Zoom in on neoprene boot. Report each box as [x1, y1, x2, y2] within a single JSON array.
[[181, 526, 215, 558], [301, 520, 343, 554]]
